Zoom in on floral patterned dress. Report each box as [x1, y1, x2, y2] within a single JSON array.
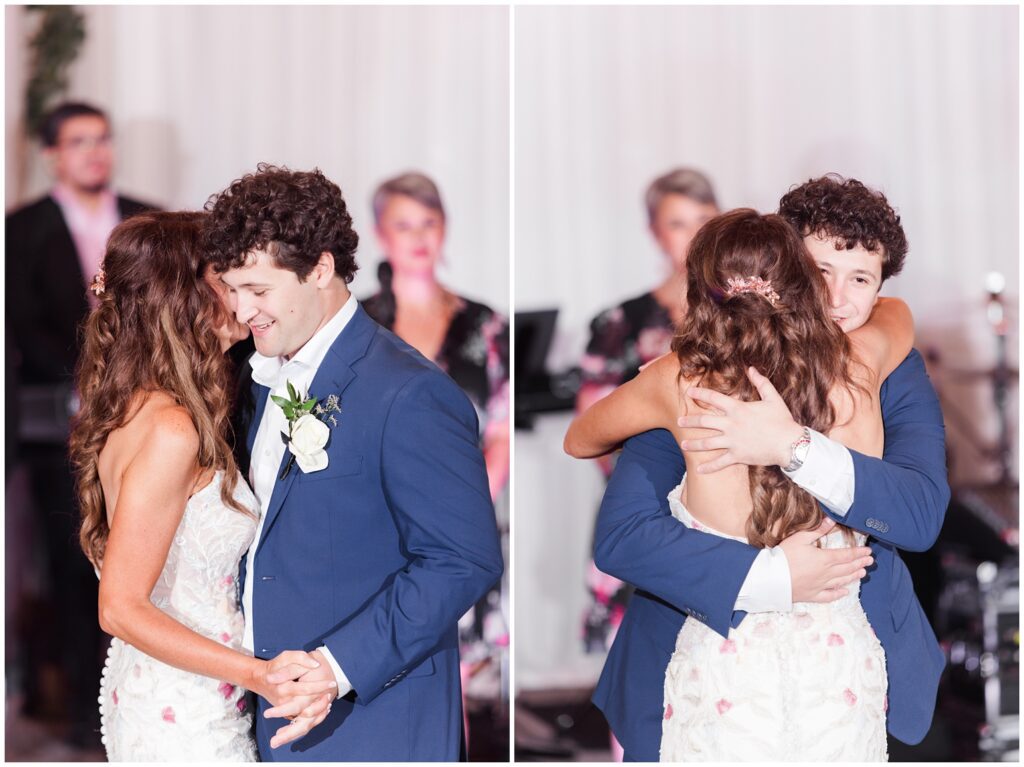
[[362, 293, 509, 434], [579, 292, 675, 652], [98, 471, 258, 761], [660, 479, 889, 762]]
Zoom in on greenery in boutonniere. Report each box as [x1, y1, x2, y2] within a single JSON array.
[[273, 381, 340, 479]]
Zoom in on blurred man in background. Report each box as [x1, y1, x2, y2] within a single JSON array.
[[6, 101, 155, 748]]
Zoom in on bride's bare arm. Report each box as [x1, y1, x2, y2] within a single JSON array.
[[97, 407, 336, 723], [848, 297, 914, 382], [564, 353, 679, 458]]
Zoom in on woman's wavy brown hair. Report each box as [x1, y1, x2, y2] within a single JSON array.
[[672, 208, 863, 548], [70, 211, 251, 566]]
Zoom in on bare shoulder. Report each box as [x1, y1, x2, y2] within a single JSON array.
[[640, 352, 683, 390], [635, 352, 685, 419], [145, 403, 200, 456], [122, 394, 200, 467]]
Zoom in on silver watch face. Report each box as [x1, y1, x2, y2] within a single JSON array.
[[785, 429, 811, 471]]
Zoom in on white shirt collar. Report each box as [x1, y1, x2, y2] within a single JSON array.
[[249, 296, 359, 391]]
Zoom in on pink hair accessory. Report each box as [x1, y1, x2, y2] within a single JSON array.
[[724, 275, 780, 307], [89, 268, 106, 296]]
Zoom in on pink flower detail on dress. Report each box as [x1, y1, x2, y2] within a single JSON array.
[[719, 639, 737, 654], [161, 706, 176, 723], [883, 695, 889, 712], [223, 575, 234, 587], [716, 699, 733, 715], [843, 689, 857, 706], [689, 667, 700, 682], [133, 664, 141, 678], [827, 633, 845, 647], [218, 682, 236, 699], [237, 698, 247, 713], [220, 632, 231, 643], [664, 704, 673, 720], [794, 612, 814, 629], [112, 689, 118, 705]]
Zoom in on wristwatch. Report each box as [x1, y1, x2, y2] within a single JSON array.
[[783, 426, 812, 472]]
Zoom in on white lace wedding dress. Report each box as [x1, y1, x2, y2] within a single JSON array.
[[660, 480, 888, 762], [98, 471, 259, 761]]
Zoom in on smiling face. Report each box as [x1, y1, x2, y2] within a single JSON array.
[[375, 194, 446, 276], [46, 115, 113, 193], [650, 193, 719, 272], [803, 234, 884, 333], [219, 248, 336, 359]]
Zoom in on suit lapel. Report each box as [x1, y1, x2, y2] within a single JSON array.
[[255, 304, 376, 553]]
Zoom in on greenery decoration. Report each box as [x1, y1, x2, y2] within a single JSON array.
[[25, 5, 86, 138]]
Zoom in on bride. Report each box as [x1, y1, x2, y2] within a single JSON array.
[[69, 211, 338, 760], [566, 208, 912, 761]]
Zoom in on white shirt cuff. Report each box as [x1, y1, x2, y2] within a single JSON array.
[[735, 547, 792, 613], [782, 428, 855, 516], [316, 645, 354, 700]]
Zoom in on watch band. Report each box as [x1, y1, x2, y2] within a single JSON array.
[[783, 426, 812, 472]]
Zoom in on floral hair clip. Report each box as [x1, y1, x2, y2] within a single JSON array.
[[724, 275, 780, 307], [90, 268, 106, 297]]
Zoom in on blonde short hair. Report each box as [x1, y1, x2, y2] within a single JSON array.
[[644, 168, 718, 224]]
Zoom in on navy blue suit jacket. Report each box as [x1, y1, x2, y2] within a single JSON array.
[[592, 349, 949, 758], [242, 304, 503, 761]]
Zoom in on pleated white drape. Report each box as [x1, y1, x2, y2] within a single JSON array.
[[6, 5, 510, 310]]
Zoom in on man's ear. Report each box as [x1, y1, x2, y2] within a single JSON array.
[[314, 251, 336, 287]]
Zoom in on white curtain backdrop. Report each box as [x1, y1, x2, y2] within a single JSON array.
[[515, 5, 1018, 690], [5, 5, 510, 311]]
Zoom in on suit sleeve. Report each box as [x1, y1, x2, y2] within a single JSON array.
[[828, 349, 950, 551], [322, 370, 503, 704], [594, 429, 760, 638]]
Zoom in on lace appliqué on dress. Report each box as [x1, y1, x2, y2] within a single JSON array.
[[660, 481, 889, 762], [99, 472, 259, 761]]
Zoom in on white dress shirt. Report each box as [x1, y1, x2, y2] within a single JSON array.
[[735, 428, 856, 613], [242, 296, 358, 697]]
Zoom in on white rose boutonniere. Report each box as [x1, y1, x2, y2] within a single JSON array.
[[272, 382, 342, 479]]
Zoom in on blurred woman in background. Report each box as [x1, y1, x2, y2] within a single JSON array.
[[362, 172, 509, 753], [363, 172, 509, 499]]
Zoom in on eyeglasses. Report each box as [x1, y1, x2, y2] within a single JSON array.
[[57, 134, 113, 152]]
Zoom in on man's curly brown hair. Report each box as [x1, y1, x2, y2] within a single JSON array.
[[203, 163, 359, 282], [778, 174, 907, 281]]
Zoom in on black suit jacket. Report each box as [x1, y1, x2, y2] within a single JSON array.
[[6, 193, 155, 385]]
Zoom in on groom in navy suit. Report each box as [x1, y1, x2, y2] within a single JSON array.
[[205, 165, 503, 761], [591, 176, 949, 759]]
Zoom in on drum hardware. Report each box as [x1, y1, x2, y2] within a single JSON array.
[[976, 560, 1019, 761], [926, 272, 1018, 486]]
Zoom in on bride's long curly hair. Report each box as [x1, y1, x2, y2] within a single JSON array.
[[70, 211, 251, 567], [672, 208, 863, 548]]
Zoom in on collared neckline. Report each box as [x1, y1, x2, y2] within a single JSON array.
[[249, 295, 359, 390]]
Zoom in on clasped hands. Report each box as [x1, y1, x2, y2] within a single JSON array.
[[678, 366, 874, 604], [255, 648, 338, 749]]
